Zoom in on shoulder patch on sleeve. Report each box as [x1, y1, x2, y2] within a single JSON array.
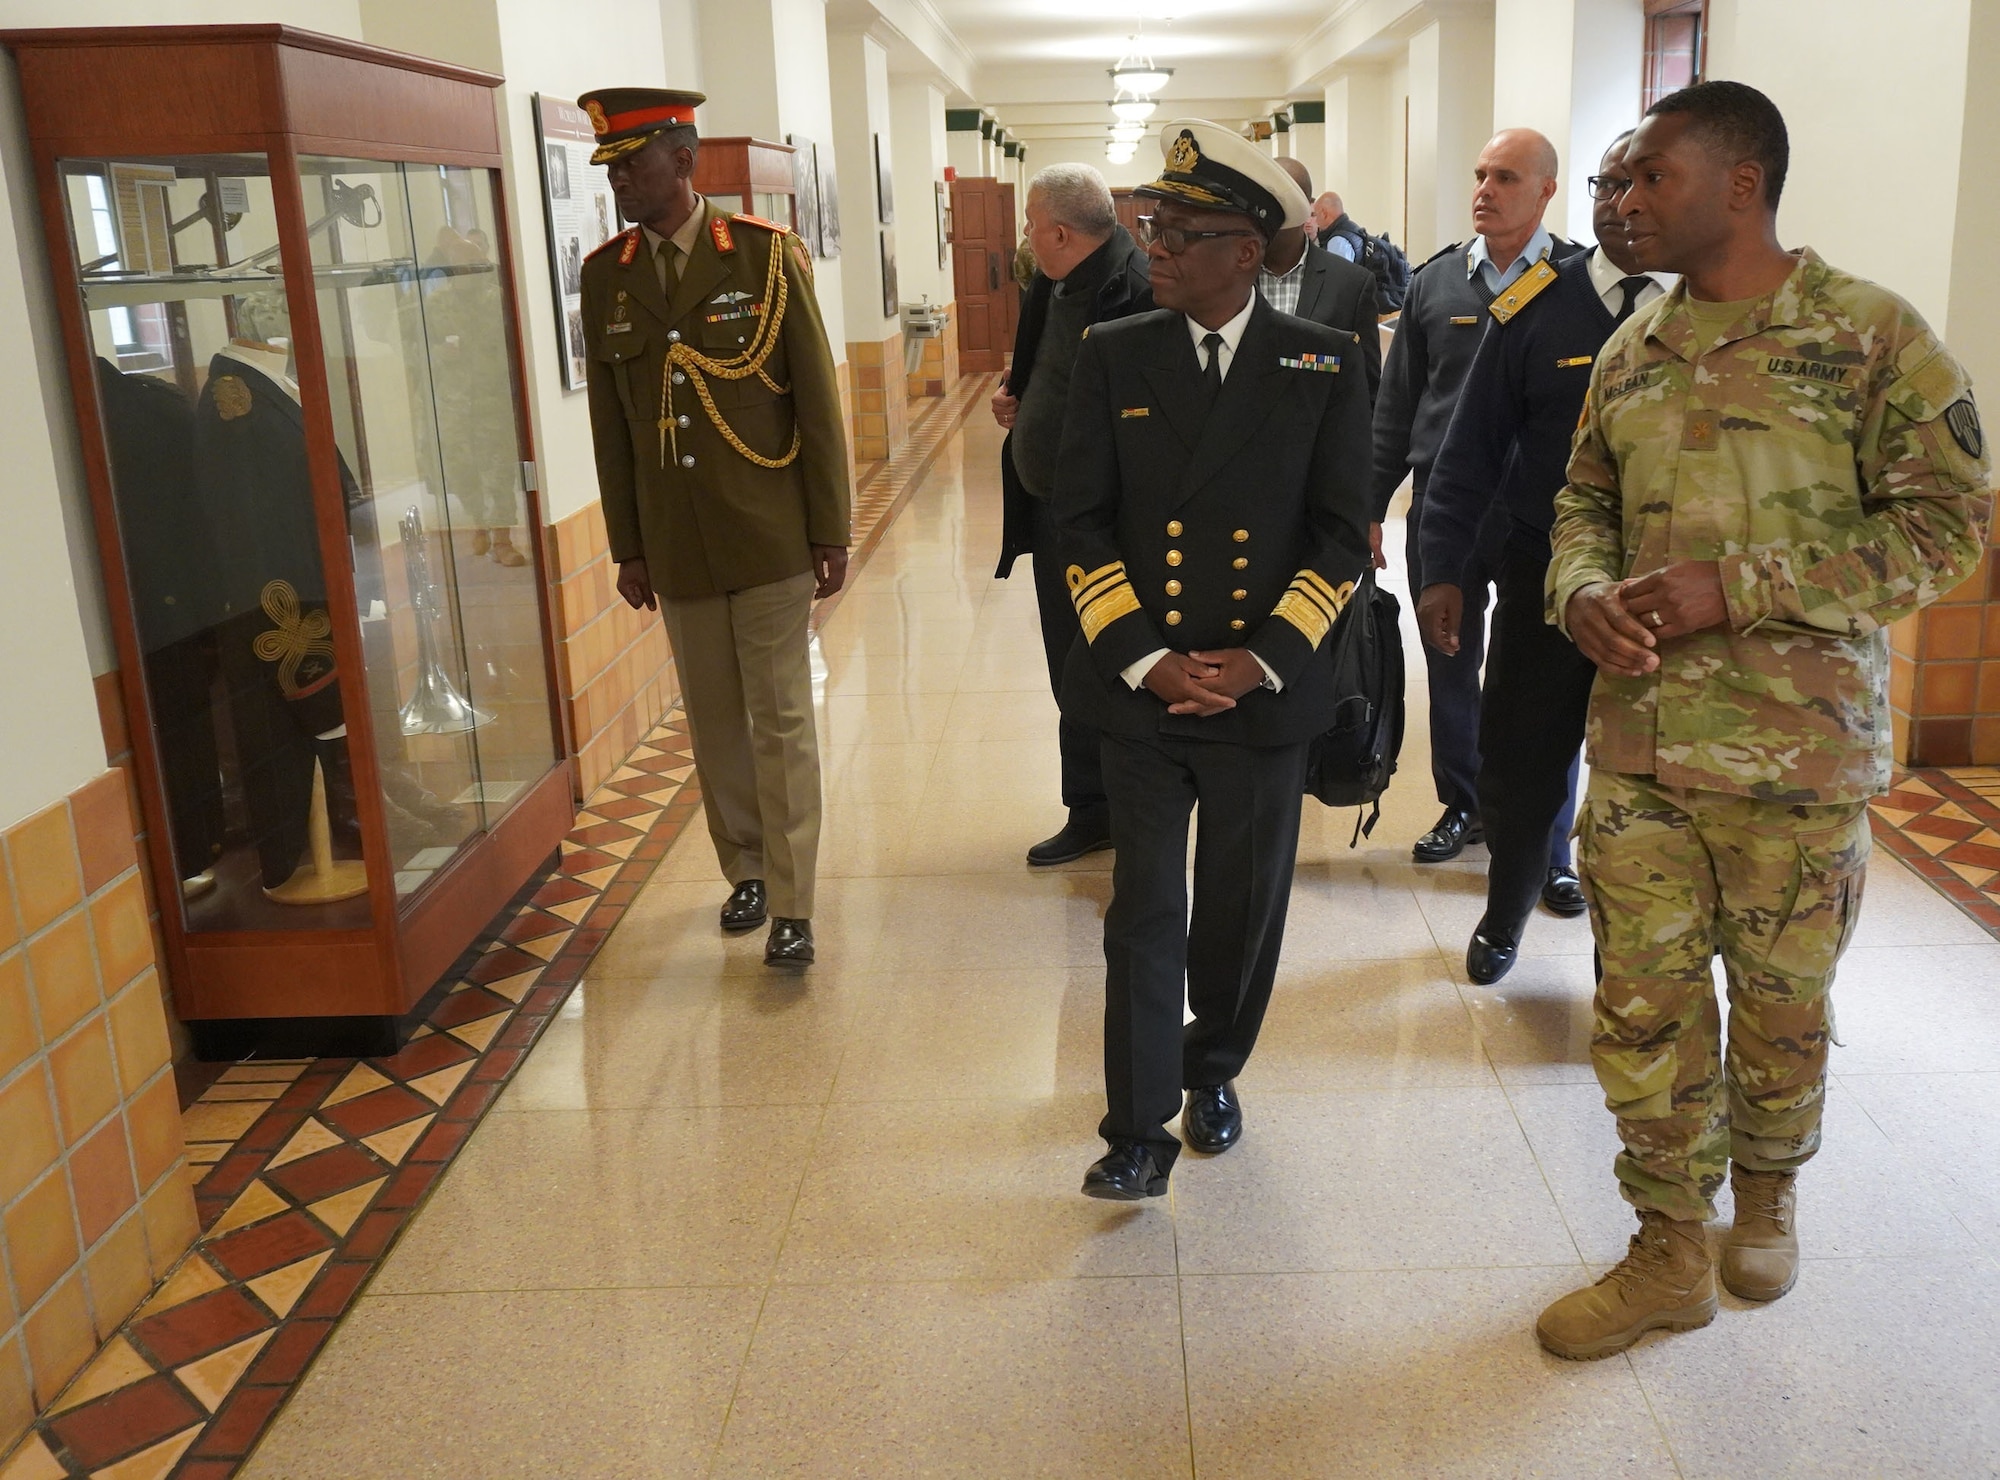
[[1488, 259, 1559, 324], [1887, 343, 1970, 425], [709, 216, 736, 255]]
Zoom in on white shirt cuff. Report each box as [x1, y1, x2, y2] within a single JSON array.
[[1123, 649, 1169, 690], [1252, 653, 1283, 692]]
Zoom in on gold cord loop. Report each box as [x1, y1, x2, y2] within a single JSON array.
[[659, 231, 803, 470]]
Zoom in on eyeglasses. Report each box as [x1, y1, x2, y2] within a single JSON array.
[[1585, 175, 1632, 202], [1137, 215, 1256, 254]]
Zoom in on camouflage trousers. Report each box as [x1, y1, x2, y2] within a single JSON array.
[[1576, 770, 1870, 1222]]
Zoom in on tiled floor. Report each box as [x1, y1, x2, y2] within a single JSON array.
[[122, 409, 2000, 1473]]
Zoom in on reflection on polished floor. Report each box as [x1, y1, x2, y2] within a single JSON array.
[[245, 415, 2000, 1478]]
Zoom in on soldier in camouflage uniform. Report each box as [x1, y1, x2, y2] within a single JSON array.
[[1537, 82, 1992, 1360]]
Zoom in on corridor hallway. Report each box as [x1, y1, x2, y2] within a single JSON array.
[[242, 414, 2000, 1479]]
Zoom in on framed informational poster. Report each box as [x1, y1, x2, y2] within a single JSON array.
[[787, 134, 822, 259], [817, 150, 842, 260], [533, 94, 621, 391], [873, 133, 894, 224]]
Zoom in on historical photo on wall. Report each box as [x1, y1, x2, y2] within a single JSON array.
[[534, 94, 620, 391], [817, 149, 842, 260], [880, 229, 898, 318], [934, 179, 951, 270], [787, 134, 822, 260], [873, 133, 894, 224]]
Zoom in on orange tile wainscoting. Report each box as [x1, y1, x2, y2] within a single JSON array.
[[1891, 545, 2000, 767], [848, 331, 909, 464], [0, 772, 196, 1457]]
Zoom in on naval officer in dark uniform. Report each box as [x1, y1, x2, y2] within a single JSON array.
[[579, 88, 851, 968], [1053, 120, 1373, 1199], [1419, 131, 1672, 984]]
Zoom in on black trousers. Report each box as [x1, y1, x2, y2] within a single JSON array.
[[1099, 731, 1308, 1169], [1477, 538, 1593, 934], [1027, 495, 1106, 816], [1406, 489, 1493, 811]]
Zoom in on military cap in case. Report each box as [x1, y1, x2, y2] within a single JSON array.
[[1135, 119, 1311, 237], [576, 87, 707, 165]]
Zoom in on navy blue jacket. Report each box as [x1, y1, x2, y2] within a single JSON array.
[[1420, 250, 1616, 588]]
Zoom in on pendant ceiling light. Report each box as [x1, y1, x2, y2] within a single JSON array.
[[1109, 121, 1147, 144], [1110, 98, 1157, 123], [1109, 34, 1172, 98], [1106, 141, 1137, 165]]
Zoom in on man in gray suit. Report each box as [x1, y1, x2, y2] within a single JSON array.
[[1261, 156, 1382, 404]]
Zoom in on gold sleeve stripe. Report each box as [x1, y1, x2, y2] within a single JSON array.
[[1272, 572, 1356, 648], [1066, 561, 1124, 605], [1073, 569, 1129, 611], [1078, 583, 1142, 642]]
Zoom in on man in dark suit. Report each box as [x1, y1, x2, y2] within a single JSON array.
[[1262, 157, 1381, 404], [1418, 131, 1672, 984], [991, 163, 1152, 866], [1371, 128, 1580, 865], [1053, 120, 1373, 1199]]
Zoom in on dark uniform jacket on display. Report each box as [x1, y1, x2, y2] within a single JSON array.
[[1371, 235, 1582, 518], [1422, 250, 1617, 585], [582, 200, 851, 600], [995, 226, 1153, 577], [1286, 242, 1385, 404], [1051, 300, 1374, 748]]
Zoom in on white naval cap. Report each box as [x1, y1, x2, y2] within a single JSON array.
[[1133, 118, 1312, 237]]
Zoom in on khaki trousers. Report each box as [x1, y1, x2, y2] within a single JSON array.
[[660, 570, 821, 918]]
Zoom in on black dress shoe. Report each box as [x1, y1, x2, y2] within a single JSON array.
[[1026, 811, 1113, 867], [1466, 923, 1520, 985], [1081, 1142, 1168, 1200], [1413, 807, 1483, 863], [1541, 866, 1588, 917], [720, 879, 767, 932], [765, 917, 815, 968], [1182, 1081, 1243, 1153]]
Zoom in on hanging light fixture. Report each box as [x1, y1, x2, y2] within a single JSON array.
[[1110, 121, 1147, 144], [1109, 33, 1172, 98], [1110, 97, 1157, 123], [1106, 141, 1137, 165]]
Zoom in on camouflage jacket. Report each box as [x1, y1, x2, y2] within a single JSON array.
[[1548, 248, 1992, 803]]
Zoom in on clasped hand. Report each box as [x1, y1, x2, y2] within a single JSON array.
[[1564, 559, 1728, 678], [1143, 649, 1266, 716]]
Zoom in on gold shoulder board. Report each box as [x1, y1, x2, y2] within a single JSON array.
[[1488, 258, 1559, 324]]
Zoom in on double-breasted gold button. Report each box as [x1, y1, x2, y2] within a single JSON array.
[[1232, 589, 1247, 601], [1230, 619, 1246, 630], [1166, 520, 1183, 537], [1233, 557, 1248, 570], [1165, 580, 1182, 596], [1166, 550, 1183, 566], [1165, 610, 1182, 625], [1233, 529, 1249, 543]]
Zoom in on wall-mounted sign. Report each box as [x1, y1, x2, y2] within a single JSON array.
[[532, 94, 620, 392]]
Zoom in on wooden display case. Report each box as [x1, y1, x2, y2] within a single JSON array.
[[3, 25, 576, 1058], [693, 136, 798, 231]]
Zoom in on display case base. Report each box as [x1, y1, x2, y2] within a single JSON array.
[[189, 1009, 413, 1061]]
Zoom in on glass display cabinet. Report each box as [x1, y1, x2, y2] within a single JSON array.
[[4, 26, 576, 1056], [693, 138, 798, 231]]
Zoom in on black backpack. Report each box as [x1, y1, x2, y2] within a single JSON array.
[[1330, 219, 1413, 313], [1304, 571, 1405, 843]]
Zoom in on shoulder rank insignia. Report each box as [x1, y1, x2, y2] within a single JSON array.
[[1489, 258, 1559, 324], [588, 228, 640, 266], [731, 212, 789, 235], [1278, 353, 1340, 373], [1417, 241, 1462, 271], [710, 216, 736, 256]]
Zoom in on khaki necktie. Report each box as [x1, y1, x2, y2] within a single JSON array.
[[656, 239, 680, 297]]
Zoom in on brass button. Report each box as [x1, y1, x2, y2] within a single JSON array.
[[1166, 550, 1183, 566], [1165, 610, 1182, 625], [680, 454, 696, 468], [1233, 529, 1249, 543], [1230, 619, 1246, 630], [1166, 520, 1183, 537], [1232, 589, 1247, 601], [1233, 557, 1248, 570], [1165, 580, 1182, 596]]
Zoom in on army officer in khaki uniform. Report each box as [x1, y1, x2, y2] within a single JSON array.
[[579, 88, 852, 968]]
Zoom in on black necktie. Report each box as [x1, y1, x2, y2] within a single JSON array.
[[1200, 331, 1225, 407], [1613, 275, 1650, 324]]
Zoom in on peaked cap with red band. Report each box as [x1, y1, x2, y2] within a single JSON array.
[[576, 87, 707, 166]]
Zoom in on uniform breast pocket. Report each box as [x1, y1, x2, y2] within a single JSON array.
[[699, 315, 758, 356], [592, 333, 649, 420]]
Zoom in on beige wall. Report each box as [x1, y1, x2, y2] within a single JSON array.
[[1492, 0, 1644, 242]]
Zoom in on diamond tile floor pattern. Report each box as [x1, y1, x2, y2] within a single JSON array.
[[22, 394, 2000, 1475]]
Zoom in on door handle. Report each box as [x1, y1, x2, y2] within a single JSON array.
[[989, 252, 1000, 291]]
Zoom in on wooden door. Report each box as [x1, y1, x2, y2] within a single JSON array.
[[950, 176, 1018, 373], [1111, 189, 1145, 238]]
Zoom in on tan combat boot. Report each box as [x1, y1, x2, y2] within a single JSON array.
[[1721, 1166, 1799, 1301], [1537, 1209, 1717, 1360]]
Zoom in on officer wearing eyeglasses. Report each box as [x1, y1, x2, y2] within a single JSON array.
[[1050, 119, 1372, 1201]]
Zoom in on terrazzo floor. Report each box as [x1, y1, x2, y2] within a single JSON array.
[[213, 411, 2000, 1475]]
